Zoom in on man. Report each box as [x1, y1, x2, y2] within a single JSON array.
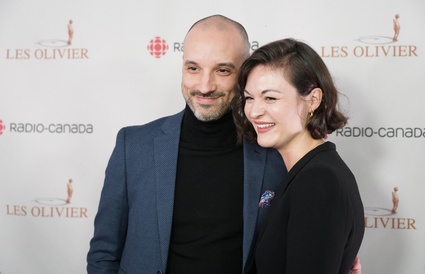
[[67, 19, 73, 45], [391, 186, 399, 213], [87, 14, 283, 274], [66, 178, 73, 203], [87, 15, 361, 274], [392, 14, 400, 41]]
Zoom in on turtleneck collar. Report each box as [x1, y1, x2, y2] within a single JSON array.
[[180, 105, 238, 149]]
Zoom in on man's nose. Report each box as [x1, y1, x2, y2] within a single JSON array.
[[198, 72, 217, 93]]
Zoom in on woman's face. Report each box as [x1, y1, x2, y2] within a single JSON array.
[[244, 65, 310, 151]]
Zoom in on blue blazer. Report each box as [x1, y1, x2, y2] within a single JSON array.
[[87, 110, 286, 274]]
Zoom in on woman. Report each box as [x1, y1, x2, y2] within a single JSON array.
[[233, 38, 364, 273]]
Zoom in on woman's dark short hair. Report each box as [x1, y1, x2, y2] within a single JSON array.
[[232, 38, 348, 143]]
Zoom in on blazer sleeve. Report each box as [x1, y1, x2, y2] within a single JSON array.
[[285, 166, 354, 273], [87, 128, 129, 273]]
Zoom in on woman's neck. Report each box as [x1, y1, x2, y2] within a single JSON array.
[[278, 137, 324, 171]]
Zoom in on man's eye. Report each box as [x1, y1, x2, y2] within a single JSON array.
[[217, 68, 231, 74], [188, 66, 198, 72]]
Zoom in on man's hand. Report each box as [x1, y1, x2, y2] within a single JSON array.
[[349, 256, 361, 274]]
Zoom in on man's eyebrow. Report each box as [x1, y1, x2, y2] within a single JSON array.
[[216, 62, 236, 69], [184, 60, 198, 66], [184, 60, 236, 70]]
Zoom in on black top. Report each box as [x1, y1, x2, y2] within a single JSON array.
[[166, 106, 244, 274], [252, 142, 364, 274]]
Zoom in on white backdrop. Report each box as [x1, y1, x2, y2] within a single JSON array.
[[1, 0, 424, 273]]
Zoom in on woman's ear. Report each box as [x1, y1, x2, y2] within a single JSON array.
[[309, 88, 323, 111]]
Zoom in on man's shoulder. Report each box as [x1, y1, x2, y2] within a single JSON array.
[[121, 110, 184, 134], [243, 140, 281, 157]]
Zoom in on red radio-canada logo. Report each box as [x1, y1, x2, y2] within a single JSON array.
[[147, 36, 169, 58], [0, 120, 6, 135]]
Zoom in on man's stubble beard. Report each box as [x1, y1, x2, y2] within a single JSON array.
[[184, 90, 235, 122]]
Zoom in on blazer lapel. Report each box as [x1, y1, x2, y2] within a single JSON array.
[[276, 141, 333, 199], [154, 111, 183, 268], [242, 141, 267, 270]]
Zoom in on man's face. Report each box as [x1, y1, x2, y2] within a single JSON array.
[[182, 25, 247, 121]]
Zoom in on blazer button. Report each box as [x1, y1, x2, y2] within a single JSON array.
[[157, 271, 163, 274]]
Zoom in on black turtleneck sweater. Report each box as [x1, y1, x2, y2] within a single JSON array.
[[166, 106, 244, 274]]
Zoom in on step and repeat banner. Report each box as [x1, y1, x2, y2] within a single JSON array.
[[1, 0, 424, 273]]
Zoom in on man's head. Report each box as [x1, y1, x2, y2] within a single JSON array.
[[182, 14, 250, 121]]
